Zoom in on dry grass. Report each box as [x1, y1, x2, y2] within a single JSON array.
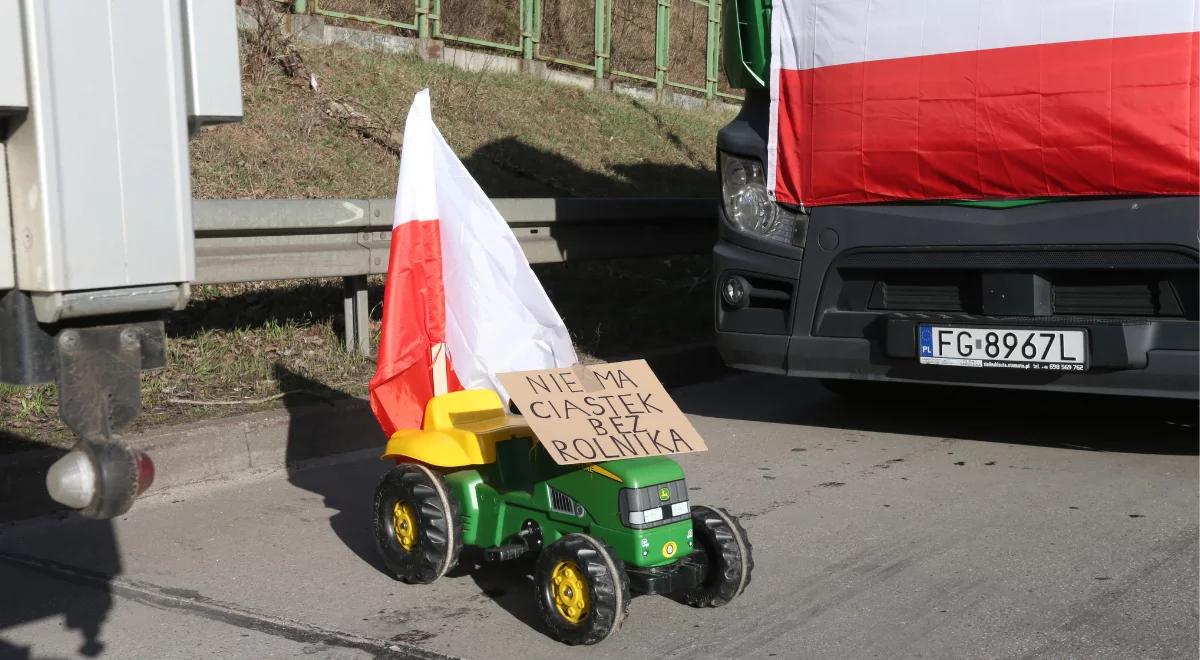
[[318, 0, 416, 27], [193, 35, 733, 199], [666, 0, 711, 89], [1, 280, 376, 449], [2, 256, 711, 448], [270, 0, 733, 92], [190, 36, 404, 199], [538, 0, 597, 65], [1, 34, 722, 447]]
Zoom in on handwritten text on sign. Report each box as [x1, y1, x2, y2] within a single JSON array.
[[498, 360, 708, 465]]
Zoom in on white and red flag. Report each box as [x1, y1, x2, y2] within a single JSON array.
[[768, 0, 1199, 207], [369, 90, 578, 436]]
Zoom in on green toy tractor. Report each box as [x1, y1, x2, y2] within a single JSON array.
[[372, 389, 753, 645]]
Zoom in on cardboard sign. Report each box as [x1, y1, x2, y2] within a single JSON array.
[[497, 359, 708, 466]]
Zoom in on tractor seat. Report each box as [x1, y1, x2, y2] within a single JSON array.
[[382, 389, 532, 467]]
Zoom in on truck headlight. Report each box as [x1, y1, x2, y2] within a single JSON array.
[[720, 152, 808, 247]]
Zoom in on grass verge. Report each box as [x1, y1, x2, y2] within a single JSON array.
[[2, 257, 713, 450], [2, 30, 724, 448], [191, 33, 733, 200]]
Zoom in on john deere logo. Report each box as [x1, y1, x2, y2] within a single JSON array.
[[658, 487, 671, 502], [662, 541, 677, 558]]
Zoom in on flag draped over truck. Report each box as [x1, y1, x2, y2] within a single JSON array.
[[369, 90, 578, 436], [767, 0, 1199, 207]]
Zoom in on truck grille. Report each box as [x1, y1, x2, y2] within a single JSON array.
[[870, 278, 972, 312], [854, 267, 1195, 319]]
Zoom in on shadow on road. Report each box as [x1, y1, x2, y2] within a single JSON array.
[[448, 551, 549, 640], [272, 365, 545, 639], [274, 364, 389, 578], [274, 364, 559, 640], [0, 431, 118, 659], [676, 373, 1198, 456]]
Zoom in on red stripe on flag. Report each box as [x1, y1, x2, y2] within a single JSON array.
[[774, 32, 1200, 206], [369, 219, 461, 436]]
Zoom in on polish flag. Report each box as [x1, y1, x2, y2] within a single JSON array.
[[768, 0, 1200, 207], [369, 90, 578, 436]]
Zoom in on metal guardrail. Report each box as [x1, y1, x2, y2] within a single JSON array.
[[192, 197, 717, 354]]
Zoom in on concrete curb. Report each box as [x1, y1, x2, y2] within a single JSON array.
[[0, 343, 727, 522], [1, 397, 383, 523]]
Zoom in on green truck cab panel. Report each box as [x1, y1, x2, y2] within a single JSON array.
[[723, 0, 770, 89], [444, 436, 692, 568], [951, 199, 1051, 209]]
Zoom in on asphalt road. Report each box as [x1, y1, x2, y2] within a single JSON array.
[[1, 373, 1196, 659]]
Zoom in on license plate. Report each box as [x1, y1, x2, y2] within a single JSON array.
[[918, 326, 1088, 371]]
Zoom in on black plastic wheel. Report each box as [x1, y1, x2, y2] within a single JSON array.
[[681, 505, 753, 607], [535, 533, 630, 645], [372, 463, 462, 584]]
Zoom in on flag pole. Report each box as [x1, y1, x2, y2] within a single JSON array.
[[431, 343, 449, 396]]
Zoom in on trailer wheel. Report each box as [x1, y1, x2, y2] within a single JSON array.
[[535, 533, 630, 645], [681, 505, 753, 607], [373, 463, 461, 584]]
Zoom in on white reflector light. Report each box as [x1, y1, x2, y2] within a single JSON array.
[[46, 450, 96, 509]]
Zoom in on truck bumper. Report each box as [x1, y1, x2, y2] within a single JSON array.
[[715, 196, 1200, 399]]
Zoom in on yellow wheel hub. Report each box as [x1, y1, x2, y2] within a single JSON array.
[[392, 500, 418, 551], [550, 560, 590, 625]]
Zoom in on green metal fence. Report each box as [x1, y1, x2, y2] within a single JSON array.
[[287, 0, 741, 101]]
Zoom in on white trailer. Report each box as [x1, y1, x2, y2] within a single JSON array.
[[0, 0, 243, 518]]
